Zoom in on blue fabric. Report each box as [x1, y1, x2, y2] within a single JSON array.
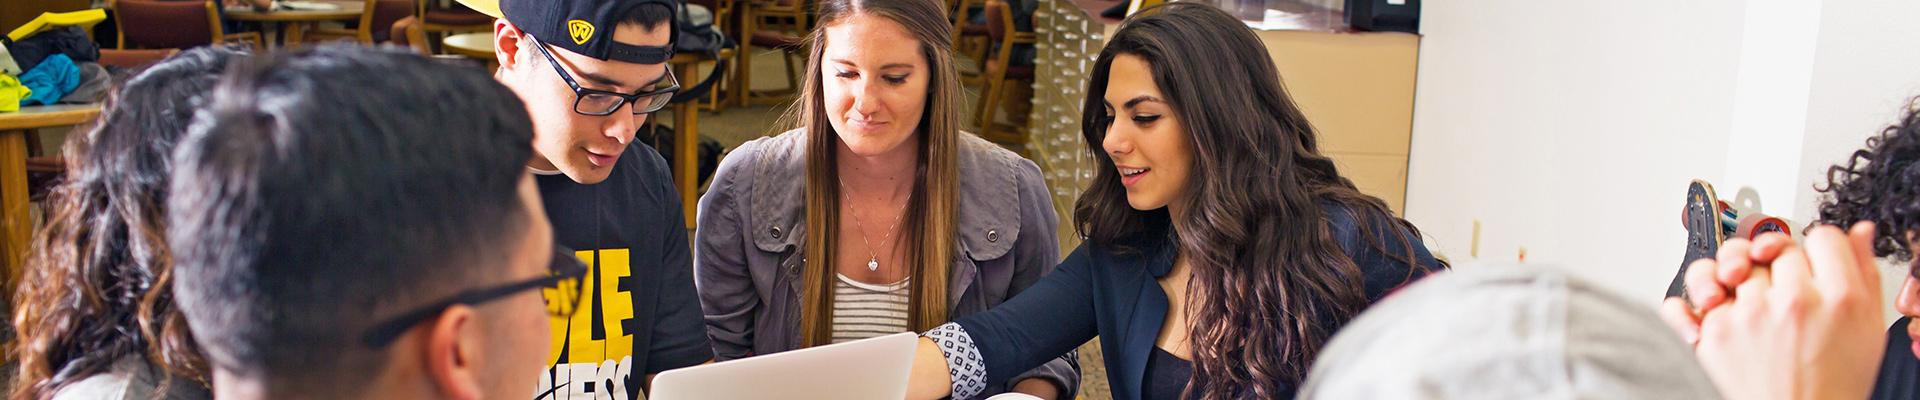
[[18, 54, 79, 106], [1872, 317, 1920, 400], [952, 203, 1444, 400]]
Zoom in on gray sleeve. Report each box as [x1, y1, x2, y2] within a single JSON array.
[[1000, 158, 1079, 398], [1007, 350, 1080, 399], [694, 144, 760, 361]]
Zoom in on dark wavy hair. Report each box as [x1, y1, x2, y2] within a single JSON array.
[[1074, 3, 1434, 398], [9, 47, 243, 399], [1817, 97, 1920, 270]]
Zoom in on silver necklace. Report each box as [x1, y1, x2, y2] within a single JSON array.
[[839, 176, 911, 272]]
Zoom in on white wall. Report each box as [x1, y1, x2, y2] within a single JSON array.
[[1405, 0, 1747, 302], [1405, 0, 1920, 307], [1795, 0, 1920, 225], [1793, 0, 1920, 321]]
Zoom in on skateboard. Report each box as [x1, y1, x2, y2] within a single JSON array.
[[1667, 180, 1792, 299]]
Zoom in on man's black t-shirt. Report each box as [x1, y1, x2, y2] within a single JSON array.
[[1873, 317, 1919, 399], [531, 142, 712, 399]]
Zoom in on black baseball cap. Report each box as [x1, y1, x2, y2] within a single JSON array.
[[457, 0, 679, 64]]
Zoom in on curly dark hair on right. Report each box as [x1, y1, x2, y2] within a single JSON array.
[[1816, 96, 1920, 265]]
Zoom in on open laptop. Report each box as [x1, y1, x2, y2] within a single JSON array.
[[649, 332, 920, 400]]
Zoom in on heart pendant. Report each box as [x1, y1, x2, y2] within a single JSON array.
[[867, 258, 879, 271]]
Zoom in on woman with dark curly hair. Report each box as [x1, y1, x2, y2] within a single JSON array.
[[904, 3, 1444, 399], [8, 47, 242, 400], [1805, 98, 1920, 400]]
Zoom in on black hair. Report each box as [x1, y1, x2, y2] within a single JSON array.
[[166, 44, 535, 397], [10, 46, 244, 400], [617, 1, 676, 30], [1817, 97, 1920, 270]]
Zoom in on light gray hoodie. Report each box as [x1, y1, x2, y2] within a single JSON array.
[[1300, 265, 1721, 399]]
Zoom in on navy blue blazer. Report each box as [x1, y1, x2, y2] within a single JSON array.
[[949, 205, 1441, 400]]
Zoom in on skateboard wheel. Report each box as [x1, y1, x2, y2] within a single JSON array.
[[1734, 214, 1791, 240]]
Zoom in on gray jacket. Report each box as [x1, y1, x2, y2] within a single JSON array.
[[695, 129, 1080, 398]]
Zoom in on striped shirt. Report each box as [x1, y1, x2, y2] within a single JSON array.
[[831, 274, 911, 343]]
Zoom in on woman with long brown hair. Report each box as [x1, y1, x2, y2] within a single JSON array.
[[694, 0, 1078, 397], [907, 3, 1443, 399], [8, 47, 242, 400]]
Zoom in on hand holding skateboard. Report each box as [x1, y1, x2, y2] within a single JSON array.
[[1658, 223, 1885, 400]]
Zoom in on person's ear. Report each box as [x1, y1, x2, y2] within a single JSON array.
[[425, 305, 485, 400], [494, 20, 525, 72]]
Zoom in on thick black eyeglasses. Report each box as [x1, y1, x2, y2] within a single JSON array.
[[527, 34, 679, 116], [360, 245, 589, 348]]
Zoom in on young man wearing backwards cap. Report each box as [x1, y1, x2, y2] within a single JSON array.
[[457, 0, 713, 398]]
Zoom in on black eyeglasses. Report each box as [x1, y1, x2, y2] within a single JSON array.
[[527, 34, 679, 116], [360, 245, 589, 348]]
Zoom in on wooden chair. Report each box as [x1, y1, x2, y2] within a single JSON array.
[[387, 16, 432, 55], [97, 48, 179, 69], [973, 0, 1035, 146], [949, 0, 990, 84], [306, 0, 414, 44], [735, 0, 807, 107], [112, 0, 261, 50]]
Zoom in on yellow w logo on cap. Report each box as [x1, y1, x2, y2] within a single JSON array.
[[567, 19, 594, 45]]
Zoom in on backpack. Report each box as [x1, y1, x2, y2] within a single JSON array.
[[671, 3, 733, 102], [637, 123, 724, 188]]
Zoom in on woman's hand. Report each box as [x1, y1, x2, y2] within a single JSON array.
[[1011, 378, 1060, 399]]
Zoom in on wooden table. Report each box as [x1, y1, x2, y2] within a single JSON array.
[[440, 32, 498, 71], [445, 38, 708, 228], [441, 32, 494, 59], [0, 104, 100, 285], [225, 1, 365, 47]]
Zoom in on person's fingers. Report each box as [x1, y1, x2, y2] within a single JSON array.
[[1747, 232, 1794, 266], [1659, 297, 1702, 346], [1767, 235, 1813, 297], [1806, 225, 1867, 295], [1715, 239, 1756, 291], [1734, 258, 1774, 302], [1687, 258, 1726, 311], [1850, 222, 1882, 290]]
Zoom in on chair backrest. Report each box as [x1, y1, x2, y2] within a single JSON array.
[[114, 0, 218, 49], [985, 0, 1010, 42], [950, 0, 975, 37], [370, 0, 413, 42], [97, 48, 178, 69]]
